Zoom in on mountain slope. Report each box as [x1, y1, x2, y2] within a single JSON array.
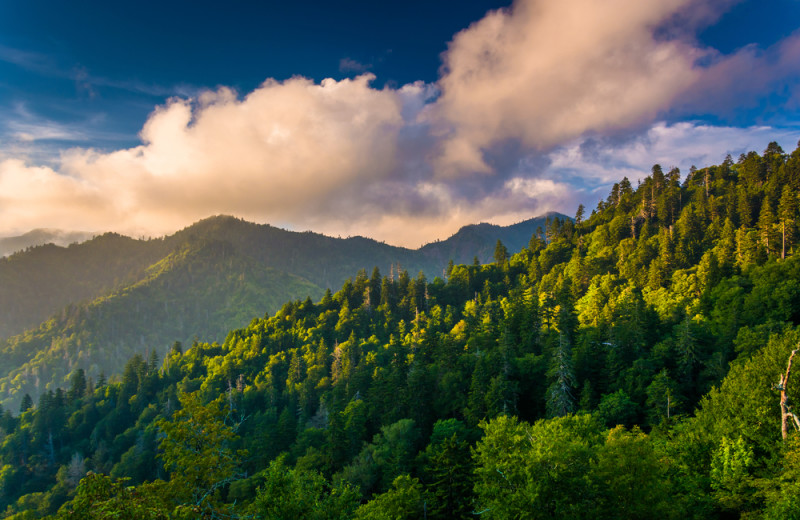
[[0, 213, 567, 341], [0, 233, 172, 339], [0, 212, 570, 408], [419, 213, 563, 267], [0, 237, 322, 409]]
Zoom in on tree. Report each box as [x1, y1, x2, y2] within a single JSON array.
[[758, 200, 778, 256], [354, 475, 427, 520], [776, 348, 800, 440], [778, 186, 798, 259], [473, 414, 602, 518], [645, 369, 681, 426], [591, 426, 673, 519], [156, 391, 247, 517], [575, 204, 585, 226], [546, 333, 576, 418], [494, 240, 509, 269], [596, 389, 638, 428], [249, 457, 359, 520], [56, 473, 169, 520], [421, 420, 474, 519], [710, 436, 757, 512], [67, 369, 87, 402], [19, 394, 33, 414]]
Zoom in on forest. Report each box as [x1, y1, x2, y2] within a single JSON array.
[[1, 141, 800, 518], [0, 211, 556, 413]]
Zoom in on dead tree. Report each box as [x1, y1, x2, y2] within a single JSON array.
[[776, 348, 800, 440]]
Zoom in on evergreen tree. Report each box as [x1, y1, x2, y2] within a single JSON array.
[[778, 185, 797, 259], [758, 199, 778, 256], [19, 394, 33, 415], [546, 332, 576, 418], [494, 239, 509, 269]]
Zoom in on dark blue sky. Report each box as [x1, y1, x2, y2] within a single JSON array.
[[0, 0, 513, 147], [0, 0, 799, 245]]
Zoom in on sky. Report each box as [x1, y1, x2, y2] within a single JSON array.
[[1, 0, 800, 248]]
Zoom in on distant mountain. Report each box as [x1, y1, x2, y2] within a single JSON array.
[[0, 228, 95, 257], [0, 233, 173, 339], [0, 212, 568, 408], [419, 213, 562, 268], [0, 213, 567, 340], [0, 237, 320, 409]]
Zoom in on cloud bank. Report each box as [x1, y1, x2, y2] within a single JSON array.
[[1, 0, 799, 247]]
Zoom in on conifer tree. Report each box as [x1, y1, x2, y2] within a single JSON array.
[[494, 240, 509, 269], [778, 186, 797, 259], [758, 199, 777, 255], [19, 394, 32, 415], [546, 332, 576, 418]]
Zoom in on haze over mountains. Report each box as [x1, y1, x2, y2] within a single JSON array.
[[0, 212, 565, 409], [0, 229, 95, 258]]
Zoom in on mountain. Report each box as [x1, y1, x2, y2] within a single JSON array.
[[419, 214, 559, 267], [0, 228, 95, 257], [0, 233, 173, 339], [2, 142, 799, 519], [0, 237, 321, 409], [0, 212, 567, 408], [0, 214, 567, 340]]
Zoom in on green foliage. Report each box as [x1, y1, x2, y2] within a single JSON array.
[[156, 391, 247, 512], [54, 473, 169, 519], [420, 419, 474, 519], [596, 389, 638, 428], [592, 426, 673, 519], [248, 457, 359, 520], [710, 436, 756, 511], [762, 437, 800, 519], [353, 475, 427, 520], [473, 414, 603, 518]]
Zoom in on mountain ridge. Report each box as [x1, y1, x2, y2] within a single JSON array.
[[0, 212, 568, 339], [0, 212, 569, 407]]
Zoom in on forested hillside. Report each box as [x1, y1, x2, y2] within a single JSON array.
[[0, 214, 560, 341], [0, 214, 558, 411], [0, 234, 172, 340], [0, 238, 322, 412], [2, 142, 800, 518]]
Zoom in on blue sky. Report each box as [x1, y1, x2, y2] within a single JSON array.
[[1, 0, 799, 247]]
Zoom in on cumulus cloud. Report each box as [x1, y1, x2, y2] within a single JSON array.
[[1, 0, 800, 248], [2, 74, 408, 237], [428, 0, 706, 176]]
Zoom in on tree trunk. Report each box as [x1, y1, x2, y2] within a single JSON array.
[[782, 220, 786, 260], [779, 349, 800, 440]]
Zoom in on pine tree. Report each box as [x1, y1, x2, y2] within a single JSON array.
[[778, 186, 797, 259], [67, 369, 87, 402], [757, 199, 777, 256], [494, 240, 509, 269], [19, 394, 33, 414], [546, 332, 576, 418]]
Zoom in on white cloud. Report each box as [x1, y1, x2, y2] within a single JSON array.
[[427, 0, 705, 176], [0, 74, 413, 237]]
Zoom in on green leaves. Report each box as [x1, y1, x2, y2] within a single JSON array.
[[156, 391, 247, 513], [248, 457, 359, 520], [473, 414, 602, 519], [56, 473, 169, 520]]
